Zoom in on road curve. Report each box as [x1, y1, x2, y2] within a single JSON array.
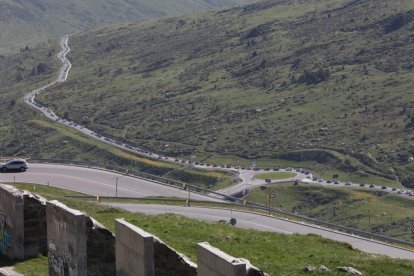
[[0, 164, 216, 201], [1, 164, 413, 260], [111, 203, 414, 260]]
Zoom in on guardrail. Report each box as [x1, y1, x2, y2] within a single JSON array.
[[26, 158, 414, 249]]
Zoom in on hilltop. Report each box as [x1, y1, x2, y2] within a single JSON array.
[[0, 0, 250, 54], [34, 0, 414, 185]]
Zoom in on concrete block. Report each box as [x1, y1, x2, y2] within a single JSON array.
[[197, 242, 246, 276], [0, 184, 46, 260], [115, 219, 154, 276], [46, 200, 115, 276], [115, 219, 196, 276], [47, 200, 88, 276]]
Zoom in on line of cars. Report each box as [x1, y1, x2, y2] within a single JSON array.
[[301, 176, 414, 198]]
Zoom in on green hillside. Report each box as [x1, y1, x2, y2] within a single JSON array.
[[0, 0, 250, 54], [34, 0, 414, 185], [248, 182, 414, 242]]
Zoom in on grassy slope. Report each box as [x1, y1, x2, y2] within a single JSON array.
[[36, 0, 414, 186], [255, 171, 296, 179], [9, 183, 414, 276], [248, 182, 414, 242], [0, 45, 234, 190], [0, 0, 250, 55]]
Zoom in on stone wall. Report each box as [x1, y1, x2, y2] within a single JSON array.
[[47, 200, 115, 276], [0, 184, 46, 260]]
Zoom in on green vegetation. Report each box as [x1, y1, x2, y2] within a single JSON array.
[[10, 184, 414, 275], [255, 171, 296, 180], [0, 254, 47, 276], [30, 0, 414, 187], [0, 0, 250, 55], [248, 183, 414, 242], [0, 45, 233, 190], [0, 0, 412, 191]]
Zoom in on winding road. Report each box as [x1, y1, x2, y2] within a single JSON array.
[[12, 35, 414, 261], [21, 34, 414, 199]]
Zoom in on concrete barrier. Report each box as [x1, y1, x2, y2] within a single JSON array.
[[197, 242, 246, 276], [0, 184, 46, 260], [115, 218, 196, 276], [197, 242, 266, 276], [115, 219, 154, 276], [46, 200, 115, 276]]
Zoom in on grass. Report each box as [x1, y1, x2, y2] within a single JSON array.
[[255, 171, 296, 180], [9, 183, 414, 275], [247, 182, 414, 242], [0, 255, 48, 276]]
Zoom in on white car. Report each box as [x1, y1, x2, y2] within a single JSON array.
[[0, 159, 28, 172]]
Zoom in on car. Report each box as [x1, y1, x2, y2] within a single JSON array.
[[345, 181, 352, 185], [360, 183, 365, 187], [369, 184, 375, 188], [334, 181, 340, 184], [381, 186, 387, 190], [0, 159, 28, 172], [392, 188, 397, 191]]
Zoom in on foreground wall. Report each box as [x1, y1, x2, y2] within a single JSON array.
[[47, 200, 115, 276], [0, 184, 46, 260], [115, 218, 197, 276]]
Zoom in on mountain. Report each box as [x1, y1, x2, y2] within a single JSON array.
[[0, 0, 250, 54], [2, 0, 414, 186]]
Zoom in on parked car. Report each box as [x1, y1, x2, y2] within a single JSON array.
[[345, 181, 352, 186], [0, 159, 28, 172]]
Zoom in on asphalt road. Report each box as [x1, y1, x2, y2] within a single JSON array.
[[1, 164, 414, 260], [111, 203, 414, 260], [0, 163, 215, 201]]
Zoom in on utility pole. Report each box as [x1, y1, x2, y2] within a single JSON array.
[[268, 192, 271, 215], [186, 189, 191, 206], [368, 209, 371, 227], [115, 177, 119, 197]]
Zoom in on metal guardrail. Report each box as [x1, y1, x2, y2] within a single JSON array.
[[27, 158, 414, 249]]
